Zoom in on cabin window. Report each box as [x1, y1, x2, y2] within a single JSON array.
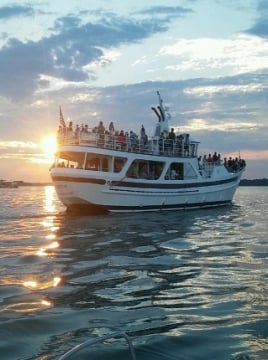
[[126, 160, 164, 179], [114, 157, 127, 173], [165, 162, 197, 179], [184, 163, 198, 179], [56, 151, 85, 169], [85, 154, 100, 170], [84, 154, 127, 172], [165, 162, 184, 180], [85, 153, 111, 172]]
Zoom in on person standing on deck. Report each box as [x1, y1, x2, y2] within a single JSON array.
[[97, 121, 105, 147]]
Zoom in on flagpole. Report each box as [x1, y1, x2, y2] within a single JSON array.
[[59, 105, 66, 129]]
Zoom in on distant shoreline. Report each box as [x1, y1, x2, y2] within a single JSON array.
[[239, 178, 268, 186], [20, 182, 53, 186]]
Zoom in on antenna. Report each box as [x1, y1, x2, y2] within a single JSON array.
[[156, 91, 165, 121]]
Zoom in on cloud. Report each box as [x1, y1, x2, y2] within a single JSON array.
[[0, 140, 37, 149], [0, 4, 35, 20], [183, 83, 265, 96], [158, 34, 268, 75], [133, 5, 193, 18], [0, 140, 37, 159], [246, 0, 268, 38], [0, 7, 190, 101]]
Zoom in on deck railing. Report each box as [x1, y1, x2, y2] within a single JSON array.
[[57, 131, 198, 158]]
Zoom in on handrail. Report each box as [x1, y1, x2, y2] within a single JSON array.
[[57, 132, 198, 158], [59, 331, 136, 360]]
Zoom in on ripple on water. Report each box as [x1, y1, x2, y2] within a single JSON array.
[[160, 237, 196, 251], [132, 245, 157, 253]]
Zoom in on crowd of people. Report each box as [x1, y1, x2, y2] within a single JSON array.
[[57, 120, 144, 151], [57, 120, 246, 173], [198, 152, 246, 173], [224, 156, 246, 172], [57, 120, 195, 157]]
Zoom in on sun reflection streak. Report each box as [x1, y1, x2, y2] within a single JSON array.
[[37, 240, 60, 257], [23, 281, 37, 289], [46, 233, 56, 240], [41, 299, 52, 307], [44, 186, 57, 213], [23, 276, 61, 290], [53, 276, 61, 287], [42, 217, 55, 228], [1, 301, 52, 314]]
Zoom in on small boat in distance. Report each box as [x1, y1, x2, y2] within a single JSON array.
[[50, 92, 246, 213]]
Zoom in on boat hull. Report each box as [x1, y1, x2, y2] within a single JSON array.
[[51, 172, 242, 213]]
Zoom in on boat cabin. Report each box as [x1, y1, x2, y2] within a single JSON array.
[[53, 145, 202, 181]]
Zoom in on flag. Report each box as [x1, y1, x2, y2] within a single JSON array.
[[59, 106, 66, 128]]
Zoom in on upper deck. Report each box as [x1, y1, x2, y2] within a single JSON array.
[[55, 92, 245, 175], [57, 91, 200, 159], [57, 130, 199, 159]]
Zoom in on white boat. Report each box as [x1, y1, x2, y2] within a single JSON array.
[[50, 92, 246, 213]]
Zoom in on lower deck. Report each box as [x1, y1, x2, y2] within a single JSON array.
[[51, 146, 236, 183]]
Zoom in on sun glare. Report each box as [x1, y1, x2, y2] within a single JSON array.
[[41, 136, 58, 160]]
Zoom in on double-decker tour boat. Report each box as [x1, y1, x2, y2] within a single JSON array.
[[50, 92, 246, 213]]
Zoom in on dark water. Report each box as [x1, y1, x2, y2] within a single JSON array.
[[0, 186, 267, 360]]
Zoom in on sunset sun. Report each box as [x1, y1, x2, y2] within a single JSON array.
[[41, 135, 57, 161]]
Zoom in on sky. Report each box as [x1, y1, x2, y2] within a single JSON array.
[[0, 0, 267, 182]]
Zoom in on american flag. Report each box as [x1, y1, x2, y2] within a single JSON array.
[[59, 106, 66, 128]]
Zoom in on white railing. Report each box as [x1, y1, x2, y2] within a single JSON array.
[[57, 131, 198, 158]]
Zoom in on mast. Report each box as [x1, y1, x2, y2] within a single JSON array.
[[157, 90, 165, 121], [153, 91, 170, 136]]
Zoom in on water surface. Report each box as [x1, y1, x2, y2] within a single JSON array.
[[0, 186, 267, 359]]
